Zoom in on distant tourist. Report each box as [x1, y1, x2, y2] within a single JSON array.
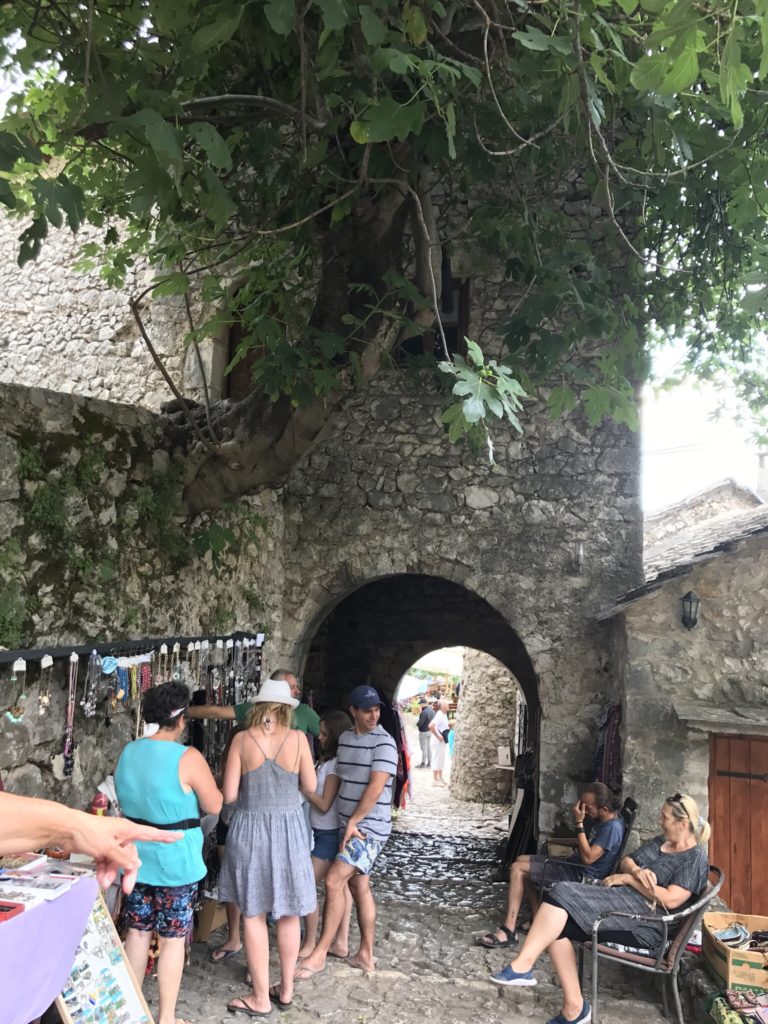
[[429, 699, 450, 787], [415, 698, 435, 768]]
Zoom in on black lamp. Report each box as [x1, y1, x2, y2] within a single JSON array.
[[681, 591, 700, 630]]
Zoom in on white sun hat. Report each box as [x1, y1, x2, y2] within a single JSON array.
[[253, 677, 299, 708]]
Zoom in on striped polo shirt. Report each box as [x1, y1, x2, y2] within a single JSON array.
[[335, 725, 398, 843]]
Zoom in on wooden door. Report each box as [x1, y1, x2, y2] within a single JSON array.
[[708, 734, 768, 914]]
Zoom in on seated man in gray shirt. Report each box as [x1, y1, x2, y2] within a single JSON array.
[[296, 685, 398, 978]]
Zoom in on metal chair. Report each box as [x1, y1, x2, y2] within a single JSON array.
[[577, 865, 724, 1024]]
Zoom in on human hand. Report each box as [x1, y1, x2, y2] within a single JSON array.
[[632, 867, 657, 895], [601, 873, 630, 887], [340, 821, 365, 851], [68, 814, 182, 894], [572, 800, 586, 825]]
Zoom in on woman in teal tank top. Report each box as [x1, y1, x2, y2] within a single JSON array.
[[115, 682, 222, 1024]]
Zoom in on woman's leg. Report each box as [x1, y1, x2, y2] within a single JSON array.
[[506, 902, 569, 971], [155, 935, 186, 1024], [124, 929, 152, 988], [275, 915, 301, 1004], [548, 937, 586, 1021], [235, 913, 270, 1014], [299, 857, 329, 957]]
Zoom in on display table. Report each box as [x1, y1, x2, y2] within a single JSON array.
[[0, 875, 98, 1024]]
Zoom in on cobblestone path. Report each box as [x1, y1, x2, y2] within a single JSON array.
[[145, 723, 668, 1024]]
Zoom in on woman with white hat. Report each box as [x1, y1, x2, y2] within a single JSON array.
[[219, 677, 317, 1018]]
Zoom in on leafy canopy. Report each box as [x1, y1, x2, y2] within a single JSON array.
[[0, 0, 768, 446]]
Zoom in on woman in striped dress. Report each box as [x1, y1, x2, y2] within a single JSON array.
[[488, 793, 710, 1024]]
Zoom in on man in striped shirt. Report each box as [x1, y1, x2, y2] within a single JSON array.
[[296, 685, 398, 978]]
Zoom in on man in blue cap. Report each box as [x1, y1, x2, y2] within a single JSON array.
[[295, 684, 398, 978]]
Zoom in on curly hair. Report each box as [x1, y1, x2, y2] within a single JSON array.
[[141, 681, 191, 729]]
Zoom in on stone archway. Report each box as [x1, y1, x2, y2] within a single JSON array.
[[299, 572, 540, 808]]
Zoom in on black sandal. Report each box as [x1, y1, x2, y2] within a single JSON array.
[[475, 925, 517, 948]]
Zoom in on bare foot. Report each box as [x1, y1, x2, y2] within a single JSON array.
[[226, 994, 272, 1015], [297, 944, 315, 959], [328, 944, 349, 959], [345, 953, 377, 972]]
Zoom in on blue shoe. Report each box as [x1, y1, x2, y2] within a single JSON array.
[[489, 964, 537, 986], [547, 1000, 591, 1024]]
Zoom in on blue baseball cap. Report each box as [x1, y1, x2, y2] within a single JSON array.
[[349, 685, 383, 710]]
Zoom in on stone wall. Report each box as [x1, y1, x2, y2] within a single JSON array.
[[0, 382, 285, 804], [618, 534, 768, 837], [451, 650, 523, 802], [280, 373, 643, 833], [644, 480, 762, 550], [0, 217, 227, 410]]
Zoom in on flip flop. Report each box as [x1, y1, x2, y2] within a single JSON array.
[[211, 945, 242, 963], [345, 956, 377, 972], [475, 925, 517, 949], [269, 985, 293, 1011], [294, 963, 328, 981], [226, 996, 273, 1018]]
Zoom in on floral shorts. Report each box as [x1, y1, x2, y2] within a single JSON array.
[[124, 882, 198, 938], [336, 834, 384, 876]]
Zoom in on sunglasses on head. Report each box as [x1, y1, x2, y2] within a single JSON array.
[[666, 793, 690, 819]]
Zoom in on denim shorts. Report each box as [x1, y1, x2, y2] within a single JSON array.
[[336, 834, 384, 876], [312, 827, 341, 862], [124, 881, 198, 938]]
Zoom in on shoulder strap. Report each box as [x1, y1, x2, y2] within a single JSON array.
[[246, 729, 269, 759], [292, 731, 302, 772]]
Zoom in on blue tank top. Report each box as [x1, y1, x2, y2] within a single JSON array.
[[115, 738, 205, 887]]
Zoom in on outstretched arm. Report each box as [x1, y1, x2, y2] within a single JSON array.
[[186, 704, 236, 721], [0, 792, 181, 893]]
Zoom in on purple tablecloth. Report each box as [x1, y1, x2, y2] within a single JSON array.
[[0, 876, 98, 1024]]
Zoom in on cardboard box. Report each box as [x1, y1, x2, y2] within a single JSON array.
[[194, 898, 228, 942], [702, 912, 768, 991]]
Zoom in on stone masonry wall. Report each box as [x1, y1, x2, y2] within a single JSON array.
[[451, 650, 523, 802], [619, 535, 768, 837], [644, 481, 762, 550], [0, 217, 226, 410], [280, 373, 643, 834], [0, 382, 285, 806]]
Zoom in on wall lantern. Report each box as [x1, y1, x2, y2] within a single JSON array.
[[681, 590, 700, 630]]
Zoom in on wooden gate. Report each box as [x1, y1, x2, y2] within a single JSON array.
[[708, 734, 768, 915]]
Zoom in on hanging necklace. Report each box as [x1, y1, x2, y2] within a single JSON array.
[[39, 654, 53, 715], [81, 650, 101, 718], [63, 652, 79, 776], [171, 642, 181, 681], [6, 658, 28, 723]]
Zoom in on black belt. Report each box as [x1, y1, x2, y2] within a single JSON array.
[[126, 816, 201, 831]]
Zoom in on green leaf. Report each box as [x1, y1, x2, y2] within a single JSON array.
[[465, 338, 484, 367], [445, 100, 456, 159], [615, 0, 638, 12], [359, 5, 387, 45], [201, 167, 237, 225], [403, 4, 428, 45], [513, 26, 552, 51], [264, 0, 294, 34], [152, 272, 190, 297], [188, 122, 232, 170], [719, 28, 749, 128], [658, 47, 699, 95], [191, 7, 244, 52], [349, 97, 426, 143], [630, 53, 668, 92], [548, 384, 578, 419], [314, 0, 349, 31]]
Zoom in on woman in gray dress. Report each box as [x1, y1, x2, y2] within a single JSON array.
[[489, 793, 711, 1024], [220, 678, 317, 1017]]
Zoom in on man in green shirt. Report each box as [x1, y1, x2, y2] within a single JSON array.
[[187, 668, 320, 736]]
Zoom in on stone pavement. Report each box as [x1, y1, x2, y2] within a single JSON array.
[[145, 722, 670, 1024]]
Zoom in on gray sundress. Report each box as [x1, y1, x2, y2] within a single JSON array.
[[218, 731, 317, 919]]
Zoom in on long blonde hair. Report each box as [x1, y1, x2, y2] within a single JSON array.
[[247, 701, 292, 730], [665, 793, 711, 844]]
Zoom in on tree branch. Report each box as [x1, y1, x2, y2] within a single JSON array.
[[180, 94, 327, 132]]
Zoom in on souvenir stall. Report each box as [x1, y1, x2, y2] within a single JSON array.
[[0, 630, 265, 1024]]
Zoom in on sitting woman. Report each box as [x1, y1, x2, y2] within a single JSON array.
[[490, 793, 711, 1024]]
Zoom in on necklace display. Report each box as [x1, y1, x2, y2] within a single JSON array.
[[38, 654, 53, 716], [63, 652, 79, 776], [81, 650, 102, 718], [5, 658, 28, 723]]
